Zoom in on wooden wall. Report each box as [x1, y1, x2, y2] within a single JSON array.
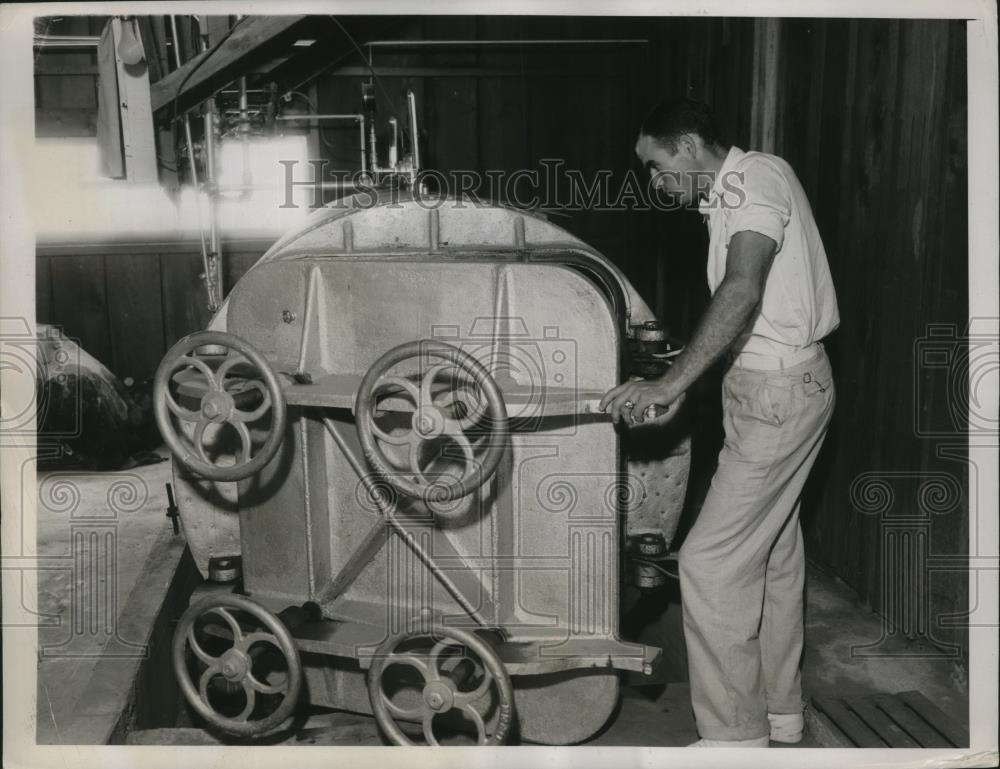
[[638, 18, 969, 659], [34, 16, 106, 137], [775, 19, 969, 658], [317, 16, 650, 281], [36, 243, 269, 384], [35, 16, 969, 660]]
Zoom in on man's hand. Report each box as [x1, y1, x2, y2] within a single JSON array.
[[600, 376, 684, 425]]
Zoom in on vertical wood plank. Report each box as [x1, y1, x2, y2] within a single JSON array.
[[36, 256, 55, 325], [160, 252, 213, 346], [224, 250, 264, 294], [49, 255, 113, 366], [773, 18, 966, 646], [476, 16, 529, 203], [104, 252, 166, 382], [423, 17, 479, 180]]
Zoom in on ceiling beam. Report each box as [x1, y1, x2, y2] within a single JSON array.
[[151, 15, 309, 117], [260, 16, 401, 94]]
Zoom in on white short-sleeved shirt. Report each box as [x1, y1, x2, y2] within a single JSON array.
[[699, 146, 840, 358]]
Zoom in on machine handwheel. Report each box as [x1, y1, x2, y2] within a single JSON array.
[[153, 330, 287, 482], [355, 340, 509, 503], [172, 593, 303, 738], [368, 625, 515, 745]]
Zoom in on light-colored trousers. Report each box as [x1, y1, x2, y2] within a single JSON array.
[[678, 348, 835, 741]]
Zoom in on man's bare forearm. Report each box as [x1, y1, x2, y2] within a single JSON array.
[[601, 231, 775, 423], [660, 276, 761, 392]]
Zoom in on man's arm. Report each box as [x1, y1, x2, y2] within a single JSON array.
[[660, 229, 776, 391], [600, 230, 777, 423]]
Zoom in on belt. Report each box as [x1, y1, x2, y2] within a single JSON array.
[[728, 343, 824, 372]]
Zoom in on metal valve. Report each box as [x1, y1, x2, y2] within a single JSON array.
[[632, 532, 669, 590]]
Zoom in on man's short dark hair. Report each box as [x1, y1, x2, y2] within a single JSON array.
[[639, 98, 725, 153]]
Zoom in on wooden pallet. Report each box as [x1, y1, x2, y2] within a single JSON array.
[[810, 690, 968, 748]]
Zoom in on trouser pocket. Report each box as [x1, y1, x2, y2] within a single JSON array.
[[801, 370, 831, 397]]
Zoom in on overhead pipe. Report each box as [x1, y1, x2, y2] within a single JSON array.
[[365, 38, 647, 47], [274, 113, 368, 175], [275, 114, 365, 121]]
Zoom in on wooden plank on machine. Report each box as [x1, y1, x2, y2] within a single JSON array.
[[150, 15, 308, 116]]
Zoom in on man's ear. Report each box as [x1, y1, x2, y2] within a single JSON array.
[[677, 133, 700, 159]]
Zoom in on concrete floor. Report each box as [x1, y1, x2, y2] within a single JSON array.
[[36, 456, 968, 747], [35, 456, 180, 744], [593, 561, 968, 747]]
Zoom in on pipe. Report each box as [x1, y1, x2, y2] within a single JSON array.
[[358, 113, 367, 177], [238, 75, 252, 195], [215, 181, 361, 192], [272, 112, 369, 176], [368, 115, 378, 176], [407, 90, 420, 188], [199, 31, 222, 309], [388, 117, 398, 168], [365, 38, 648, 47], [169, 15, 216, 310], [274, 114, 364, 121], [234, 15, 251, 200]]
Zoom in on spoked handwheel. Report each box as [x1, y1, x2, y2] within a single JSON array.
[[172, 594, 303, 738], [355, 340, 509, 504], [153, 330, 287, 481], [367, 625, 515, 745]]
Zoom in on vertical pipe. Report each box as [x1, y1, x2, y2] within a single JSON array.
[[388, 117, 398, 168], [368, 115, 379, 175], [358, 114, 367, 178], [239, 74, 252, 192], [200, 31, 222, 308], [407, 89, 420, 179], [170, 15, 214, 309]]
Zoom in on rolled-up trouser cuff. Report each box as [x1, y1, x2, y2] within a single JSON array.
[[697, 720, 771, 741]]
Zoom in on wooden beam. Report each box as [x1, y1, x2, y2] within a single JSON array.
[[260, 16, 400, 93], [329, 65, 631, 78], [112, 17, 158, 183], [750, 18, 780, 152], [151, 15, 308, 116], [135, 17, 164, 83], [203, 15, 232, 48]]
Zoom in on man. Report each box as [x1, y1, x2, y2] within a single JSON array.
[[600, 98, 839, 747]]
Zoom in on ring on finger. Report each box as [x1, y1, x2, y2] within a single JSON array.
[[623, 400, 635, 409]]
